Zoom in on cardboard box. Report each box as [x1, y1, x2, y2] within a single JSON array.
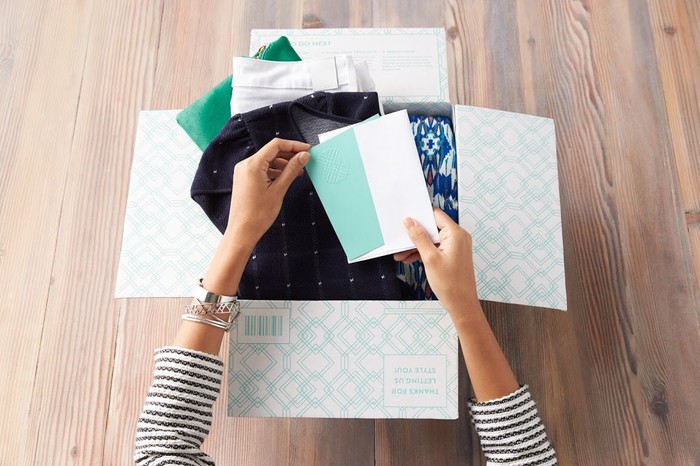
[[224, 28, 566, 419], [115, 28, 566, 420]]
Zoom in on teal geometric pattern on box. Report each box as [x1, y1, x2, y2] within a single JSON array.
[[456, 105, 567, 310], [228, 300, 459, 419], [250, 28, 448, 110], [115, 111, 222, 298]]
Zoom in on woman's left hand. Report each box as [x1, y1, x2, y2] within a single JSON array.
[[225, 138, 311, 248]]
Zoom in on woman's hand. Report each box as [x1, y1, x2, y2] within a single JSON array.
[[394, 208, 480, 321], [225, 138, 311, 248], [175, 138, 310, 353], [397, 208, 522, 402], [200, 138, 310, 300]]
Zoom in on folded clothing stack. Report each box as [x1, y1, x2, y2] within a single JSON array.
[[180, 36, 458, 301], [176, 36, 302, 152], [230, 55, 375, 115]]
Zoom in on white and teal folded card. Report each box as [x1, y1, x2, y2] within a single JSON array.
[[115, 110, 221, 298], [456, 105, 567, 310], [227, 300, 459, 419], [308, 110, 439, 263]]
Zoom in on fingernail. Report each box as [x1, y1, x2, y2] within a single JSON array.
[[298, 152, 310, 164], [403, 217, 415, 229]]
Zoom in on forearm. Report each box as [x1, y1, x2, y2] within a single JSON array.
[[450, 302, 519, 402], [172, 229, 253, 356], [452, 303, 557, 464]]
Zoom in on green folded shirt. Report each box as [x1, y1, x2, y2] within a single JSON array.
[[176, 36, 301, 151]]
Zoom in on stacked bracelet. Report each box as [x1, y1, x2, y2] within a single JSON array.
[[182, 279, 241, 332]]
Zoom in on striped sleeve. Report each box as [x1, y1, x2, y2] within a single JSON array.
[[468, 385, 557, 465], [134, 346, 224, 466]]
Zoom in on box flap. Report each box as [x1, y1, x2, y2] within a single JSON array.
[[455, 105, 567, 310]]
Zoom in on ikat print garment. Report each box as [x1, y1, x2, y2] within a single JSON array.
[[396, 115, 458, 300]]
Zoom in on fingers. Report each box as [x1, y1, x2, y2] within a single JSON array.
[[403, 217, 437, 260], [267, 158, 288, 179], [433, 207, 456, 230], [271, 151, 310, 195], [269, 158, 289, 170], [394, 248, 418, 261], [398, 252, 422, 264], [256, 138, 311, 163]]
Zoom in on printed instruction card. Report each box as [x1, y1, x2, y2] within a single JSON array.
[[250, 28, 449, 106]]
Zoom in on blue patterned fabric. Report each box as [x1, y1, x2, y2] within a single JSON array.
[[397, 115, 458, 300]]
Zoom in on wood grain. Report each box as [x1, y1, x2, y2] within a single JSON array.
[[586, 2, 700, 462], [0, 0, 94, 463], [25, 1, 163, 464], [647, 0, 700, 297], [301, 0, 371, 29], [1, 0, 700, 464]]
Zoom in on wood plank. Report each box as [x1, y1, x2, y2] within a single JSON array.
[[493, 3, 604, 464], [376, 352, 473, 466], [0, 0, 22, 156], [26, 1, 163, 464], [449, 1, 700, 464], [584, 1, 700, 461], [289, 420, 374, 465], [689, 225, 700, 320], [646, 0, 700, 296], [444, 0, 489, 106], [301, 0, 372, 29], [103, 298, 182, 464], [646, 0, 700, 212], [526, 0, 700, 463], [0, 0, 93, 463], [371, 0, 442, 27]]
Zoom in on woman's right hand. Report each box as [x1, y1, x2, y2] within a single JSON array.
[[394, 208, 481, 321]]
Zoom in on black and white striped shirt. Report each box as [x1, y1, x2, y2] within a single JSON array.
[[468, 385, 557, 465], [135, 347, 556, 465]]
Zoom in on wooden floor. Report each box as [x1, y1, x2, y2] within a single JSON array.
[[1, 0, 699, 464]]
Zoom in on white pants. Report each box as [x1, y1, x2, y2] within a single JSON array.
[[231, 55, 376, 116]]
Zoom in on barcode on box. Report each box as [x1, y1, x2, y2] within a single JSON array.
[[244, 315, 283, 337], [236, 309, 290, 344]]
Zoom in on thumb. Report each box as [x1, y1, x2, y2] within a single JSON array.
[[272, 151, 310, 195], [403, 217, 437, 258]]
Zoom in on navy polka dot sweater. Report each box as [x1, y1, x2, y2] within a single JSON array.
[[190, 92, 402, 300]]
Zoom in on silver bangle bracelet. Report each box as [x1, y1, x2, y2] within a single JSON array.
[[182, 298, 240, 332], [181, 313, 232, 331]]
